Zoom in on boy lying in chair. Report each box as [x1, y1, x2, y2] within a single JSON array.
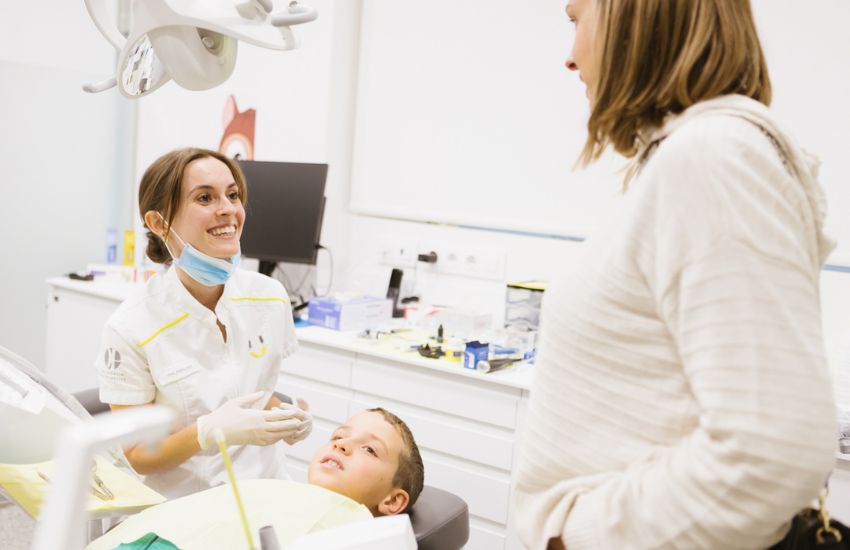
[[86, 408, 425, 550], [309, 407, 424, 516]]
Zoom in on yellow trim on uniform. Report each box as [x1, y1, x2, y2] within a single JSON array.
[[136, 312, 190, 347], [230, 296, 288, 303]]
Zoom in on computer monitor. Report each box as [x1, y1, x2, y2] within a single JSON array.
[[237, 160, 328, 276]]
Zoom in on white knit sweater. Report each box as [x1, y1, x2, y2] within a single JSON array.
[[512, 96, 837, 550]]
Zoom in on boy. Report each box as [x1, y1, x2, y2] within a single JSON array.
[[86, 408, 425, 549], [308, 407, 424, 516]]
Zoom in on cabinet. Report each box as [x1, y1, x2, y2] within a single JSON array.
[[45, 278, 134, 394], [279, 329, 530, 550], [829, 458, 850, 523]]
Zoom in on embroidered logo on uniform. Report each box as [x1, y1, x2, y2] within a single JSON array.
[[248, 335, 267, 358], [104, 348, 122, 370]]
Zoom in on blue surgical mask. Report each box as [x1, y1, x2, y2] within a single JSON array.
[[158, 214, 241, 287]]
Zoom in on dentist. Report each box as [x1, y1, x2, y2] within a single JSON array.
[[96, 147, 311, 499]]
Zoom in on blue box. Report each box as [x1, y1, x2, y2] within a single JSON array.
[[307, 295, 392, 331], [463, 341, 489, 370]]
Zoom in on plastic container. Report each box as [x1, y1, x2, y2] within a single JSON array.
[[106, 228, 117, 264]]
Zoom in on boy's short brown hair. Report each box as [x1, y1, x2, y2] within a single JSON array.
[[367, 407, 425, 510]]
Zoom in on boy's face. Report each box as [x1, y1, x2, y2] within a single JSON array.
[[308, 411, 409, 516]]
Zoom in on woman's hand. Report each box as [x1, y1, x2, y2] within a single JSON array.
[[275, 400, 313, 445]]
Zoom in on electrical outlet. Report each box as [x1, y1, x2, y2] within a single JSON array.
[[379, 242, 417, 268], [432, 246, 506, 281]]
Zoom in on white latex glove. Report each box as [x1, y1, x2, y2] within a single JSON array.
[[276, 400, 313, 445], [196, 391, 300, 449]]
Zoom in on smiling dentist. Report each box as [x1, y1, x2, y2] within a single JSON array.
[[96, 147, 311, 499]]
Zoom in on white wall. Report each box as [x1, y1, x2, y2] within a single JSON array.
[[0, 1, 133, 368], [125, 1, 850, 407]]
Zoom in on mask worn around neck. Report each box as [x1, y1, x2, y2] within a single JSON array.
[[157, 213, 241, 287]]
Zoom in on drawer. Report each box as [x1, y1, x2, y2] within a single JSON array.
[[828, 458, 850, 523], [284, 420, 334, 464], [279, 377, 352, 424], [351, 397, 514, 471], [351, 357, 520, 429], [425, 456, 512, 525], [287, 458, 309, 483], [282, 345, 354, 388], [468, 522, 507, 550]]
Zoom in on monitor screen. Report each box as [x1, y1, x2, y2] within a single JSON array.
[[237, 160, 328, 267]]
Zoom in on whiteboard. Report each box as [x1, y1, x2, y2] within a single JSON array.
[[350, 0, 850, 264]]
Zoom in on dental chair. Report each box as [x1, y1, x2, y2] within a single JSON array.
[[72, 388, 470, 550]]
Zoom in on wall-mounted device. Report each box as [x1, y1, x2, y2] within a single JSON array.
[[386, 268, 405, 318]]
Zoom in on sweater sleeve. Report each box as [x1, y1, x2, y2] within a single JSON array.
[[561, 119, 837, 549]]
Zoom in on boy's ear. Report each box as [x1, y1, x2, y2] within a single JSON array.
[[376, 488, 410, 516]]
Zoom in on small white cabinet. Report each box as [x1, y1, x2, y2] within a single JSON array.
[[45, 278, 132, 394], [829, 458, 850, 523]]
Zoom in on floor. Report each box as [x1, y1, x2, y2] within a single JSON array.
[[0, 500, 35, 550]]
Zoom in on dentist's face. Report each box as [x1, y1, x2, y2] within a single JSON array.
[[169, 156, 245, 260], [565, 0, 598, 100]]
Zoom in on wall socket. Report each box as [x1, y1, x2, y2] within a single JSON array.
[[379, 240, 506, 282], [379, 242, 418, 268], [430, 246, 506, 281]]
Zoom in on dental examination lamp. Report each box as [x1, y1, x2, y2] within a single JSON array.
[[83, 0, 318, 98]]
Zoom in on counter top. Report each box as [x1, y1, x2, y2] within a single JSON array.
[[296, 325, 533, 391], [45, 277, 533, 391], [47, 276, 140, 302]]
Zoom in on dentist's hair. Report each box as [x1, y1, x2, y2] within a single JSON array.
[[138, 147, 248, 264], [368, 408, 425, 512], [581, 0, 772, 165]]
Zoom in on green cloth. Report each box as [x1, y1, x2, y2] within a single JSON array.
[[113, 532, 180, 550]]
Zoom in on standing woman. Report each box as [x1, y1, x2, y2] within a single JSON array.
[[513, 1, 837, 549], [96, 148, 311, 499]]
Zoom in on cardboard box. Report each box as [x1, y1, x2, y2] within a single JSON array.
[[463, 340, 489, 370], [308, 295, 393, 331]]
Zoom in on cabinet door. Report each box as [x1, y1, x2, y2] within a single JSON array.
[[45, 287, 120, 394], [828, 458, 850, 523]]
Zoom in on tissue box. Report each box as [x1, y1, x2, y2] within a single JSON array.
[[308, 295, 392, 331], [434, 308, 492, 339]]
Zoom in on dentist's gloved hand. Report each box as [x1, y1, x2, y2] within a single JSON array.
[[196, 391, 299, 450], [276, 400, 313, 445]]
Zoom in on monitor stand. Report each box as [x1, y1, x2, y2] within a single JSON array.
[[258, 260, 277, 277]]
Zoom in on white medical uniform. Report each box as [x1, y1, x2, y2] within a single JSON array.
[[96, 267, 298, 499]]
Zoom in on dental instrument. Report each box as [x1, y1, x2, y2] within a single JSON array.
[[214, 428, 257, 550]]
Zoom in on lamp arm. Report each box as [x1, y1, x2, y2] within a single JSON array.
[[270, 2, 318, 27], [84, 0, 127, 49], [83, 76, 118, 94]]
